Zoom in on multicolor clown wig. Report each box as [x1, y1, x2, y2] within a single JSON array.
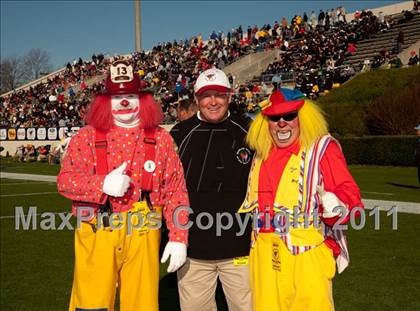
[[84, 91, 163, 131], [246, 94, 328, 161]]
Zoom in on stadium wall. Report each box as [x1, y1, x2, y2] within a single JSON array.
[[345, 1, 413, 21], [0, 124, 174, 157], [223, 49, 281, 85]]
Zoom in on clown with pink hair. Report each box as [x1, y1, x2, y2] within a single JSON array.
[[57, 60, 189, 311]]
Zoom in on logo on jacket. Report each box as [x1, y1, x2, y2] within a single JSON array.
[[236, 147, 251, 165]]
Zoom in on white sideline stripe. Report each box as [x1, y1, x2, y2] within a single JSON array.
[[362, 191, 394, 196], [0, 173, 419, 213], [0, 191, 57, 197], [0, 211, 69, 220], [0, 172, 57, 182], [363, 199, 420, 215]]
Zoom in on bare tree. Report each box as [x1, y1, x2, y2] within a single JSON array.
[[366, 84, 420, 135], [0, 55, 26, 94], [23, 48, 53, 80]]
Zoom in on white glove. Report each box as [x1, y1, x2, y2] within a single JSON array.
[[316, 185, 346, 218], [161, 242, 187, 273], [102, 162, 131, 197]]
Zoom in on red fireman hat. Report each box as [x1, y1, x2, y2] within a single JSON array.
[[261, 88, 305, 116], [103, 60, 143, 95]]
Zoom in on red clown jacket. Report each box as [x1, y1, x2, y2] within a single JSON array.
[[57, 125, 190, 244]]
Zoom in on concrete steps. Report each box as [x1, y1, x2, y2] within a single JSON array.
[[223, 49, 282, 85], [343, 12, 420, 66]]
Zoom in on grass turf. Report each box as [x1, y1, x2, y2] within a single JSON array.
[[1, 157, 60, 176], [349, 165, 420, 203], [1, 177, 420, 310], [1, 159, 419, 202]]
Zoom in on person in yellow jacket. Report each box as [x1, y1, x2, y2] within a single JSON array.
[[239, 88, 363, 311]]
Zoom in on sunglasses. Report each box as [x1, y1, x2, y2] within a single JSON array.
[[267, 111, 298, 122]]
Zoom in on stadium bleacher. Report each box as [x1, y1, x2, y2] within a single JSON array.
[[1, 4, 419, 131]]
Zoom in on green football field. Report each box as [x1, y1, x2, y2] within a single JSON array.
[[1, 157, 419, 202], [1, 161, 420, 310]]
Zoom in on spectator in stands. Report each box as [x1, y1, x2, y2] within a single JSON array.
[[325, 10, 330, 29], [395, 30, 404, 53], [48, 145, 61, 165], [360, 58, 369, 72], [402, 9, 414, 23], [310, 10, 317, 28], [389, 55, 403, 68], [346, 43, 357, 55], [378, 11, 385, 24], [37, 145, 49, 162], [339, 6, 347, 23], [408, 50, 419, 66], [271, 73, 282, 90], [25, 144, 36, 162], [260, 81, 271, 96], [414, 0, 419, 11], [318, 9, 325, 26], [13, 145, 25, 162], [303, 12, 308, 23], [176, 98, 197, 121]]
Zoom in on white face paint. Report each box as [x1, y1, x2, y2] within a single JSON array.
[[268, 115, 300, 148], [111, 94, 140, 128]]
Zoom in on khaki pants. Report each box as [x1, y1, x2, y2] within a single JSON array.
[[177, 257, 252, 311]]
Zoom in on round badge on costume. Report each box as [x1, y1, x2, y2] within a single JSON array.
[[236, 147, 251, 165], [144, 160, 156, 172]]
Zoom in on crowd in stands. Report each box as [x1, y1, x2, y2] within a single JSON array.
[[259, 8, 402, 98], [1, 5, 419, 128], [0, 55, 108, 128]]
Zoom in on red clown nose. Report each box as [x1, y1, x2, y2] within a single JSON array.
[[120, 99, 130, 107]]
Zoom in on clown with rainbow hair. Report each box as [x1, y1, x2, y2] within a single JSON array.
[[239, 88, 363, 311]]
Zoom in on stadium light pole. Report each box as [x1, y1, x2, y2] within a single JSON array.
[[134, 0, 142, 52]]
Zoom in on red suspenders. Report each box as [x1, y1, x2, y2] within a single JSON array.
[[140, 128, 156, 209], [94, 130, 108, 175], [94, 127, 157, 210], [73, 127, 158, 229]]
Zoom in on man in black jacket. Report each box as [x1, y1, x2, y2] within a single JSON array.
[[171, 68, 253, 311]]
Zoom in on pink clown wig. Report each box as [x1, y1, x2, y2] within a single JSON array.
[[84, 91, 163, 131]]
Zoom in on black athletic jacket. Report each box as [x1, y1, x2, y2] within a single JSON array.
[[170, 113, 253, 260]]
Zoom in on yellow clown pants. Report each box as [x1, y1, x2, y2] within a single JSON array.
[[68, 207, 161, 311], [250, 233, 336, 311]]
